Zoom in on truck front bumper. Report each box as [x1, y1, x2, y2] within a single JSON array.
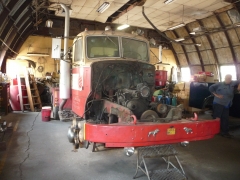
[[84, 119, 220, 147]]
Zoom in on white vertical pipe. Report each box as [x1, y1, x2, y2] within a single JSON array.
[[159, 45, 162, 63], [59, 4, 70, 100]]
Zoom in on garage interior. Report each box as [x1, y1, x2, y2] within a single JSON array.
[[0, 0, 240, 180]]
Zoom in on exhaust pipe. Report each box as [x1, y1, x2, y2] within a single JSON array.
[[59, 3, 70, 111]]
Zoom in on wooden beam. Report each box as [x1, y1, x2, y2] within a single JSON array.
[[168, 44, 180, 66], [185, 26, 205, 71], [171, 30, 192, 74], [215, 13, 239, 78], [196, 19, 220, 75]]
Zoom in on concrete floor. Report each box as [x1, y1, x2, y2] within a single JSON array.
[[0, 112, 240, 180]]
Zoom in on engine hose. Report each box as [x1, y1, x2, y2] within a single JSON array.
[[142, 6, 197, 46]]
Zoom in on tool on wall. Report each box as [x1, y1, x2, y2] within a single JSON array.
[[37, 57, 46, 76], [37, 66, 44, 72]]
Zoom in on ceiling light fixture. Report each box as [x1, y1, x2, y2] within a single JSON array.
[[97, 2, 110, 13], [167, 23, 185, 30], [117, 24, 130, 30], [164, 0, 176, 4], [189, 31, 202, 35], [195, 43, 201, 47], [175, 37, 185, 42], [190, 26, 206, 35], [193, 27, 204, 32], [45, 19, 53, 28]]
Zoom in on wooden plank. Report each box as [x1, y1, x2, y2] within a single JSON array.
[[24, 71, 34, 112], [16, 74, 24, 112]]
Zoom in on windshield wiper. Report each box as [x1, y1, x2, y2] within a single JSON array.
[[104, 35, 117, 47]]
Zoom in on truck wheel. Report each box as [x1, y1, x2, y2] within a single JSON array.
[[53, 106, 60, 120]]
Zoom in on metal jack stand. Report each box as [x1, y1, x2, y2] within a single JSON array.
[[133, 145, 187, 180]]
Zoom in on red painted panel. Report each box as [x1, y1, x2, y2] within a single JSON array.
[[9, 85, 28, 111], [85, 119, 220, 147], [72, 67, 91, 117], [12, 78, 25, 85]]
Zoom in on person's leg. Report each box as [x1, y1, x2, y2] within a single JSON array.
[[212, 103, 225, 134], [213, 103, 223, 119], [221, 107, 229, 135]]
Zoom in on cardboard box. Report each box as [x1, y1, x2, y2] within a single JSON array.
[[205, 76, 214, 82], [193, 74, 206, 82], [177, 90, 190, 110], [184, 82, 191, 90], [174, 82, 185, 92], [198, 72, 214, 77]]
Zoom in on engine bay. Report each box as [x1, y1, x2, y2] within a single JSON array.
[[85, 60, 182, 123]]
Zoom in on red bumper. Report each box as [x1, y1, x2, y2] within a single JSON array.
[[85, 119, 220, 147]]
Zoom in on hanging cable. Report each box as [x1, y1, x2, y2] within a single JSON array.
[[0, 38, 19, 55], [142, 6, 199, 46]]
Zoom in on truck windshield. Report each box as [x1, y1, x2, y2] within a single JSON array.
[[87, 36, 120, 58], [122, 38, 148, 61]]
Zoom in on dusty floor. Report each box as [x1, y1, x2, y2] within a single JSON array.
[[0, 112, 240, 180]]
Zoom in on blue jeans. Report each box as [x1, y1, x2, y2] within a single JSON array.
[[213, 103, 229, 135]]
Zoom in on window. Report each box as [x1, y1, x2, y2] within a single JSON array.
[[181, 67, 191, 82], [74, 38, 83, 62], [87, 36, 119, 58], [122, 38, 148, 61], [220, 65, 237, 81]]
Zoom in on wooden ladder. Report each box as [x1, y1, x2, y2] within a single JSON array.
[[24, 71, 42, 111]]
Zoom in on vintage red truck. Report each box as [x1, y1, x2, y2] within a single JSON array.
[[67, 29, 220, 152]]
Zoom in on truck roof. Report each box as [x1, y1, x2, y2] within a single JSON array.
[[75, 30, 149, 42]]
